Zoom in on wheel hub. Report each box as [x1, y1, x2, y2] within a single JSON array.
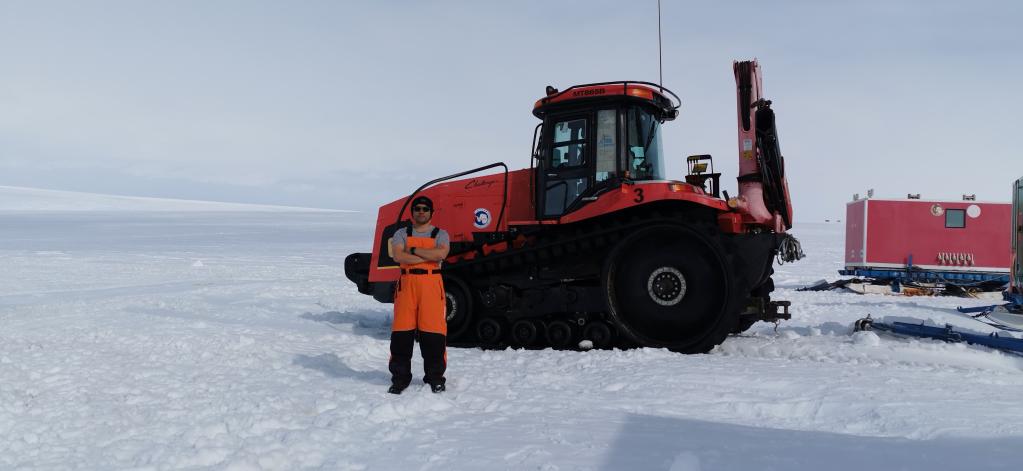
[[647, 267, 686, 306]]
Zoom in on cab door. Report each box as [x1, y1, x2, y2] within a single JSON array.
[[536, 109, 621, 219], [538, 114, 593, 219]]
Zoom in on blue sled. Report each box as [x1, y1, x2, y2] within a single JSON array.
[[955, 291, 1023, 331], [854, 315, 1023, 355], [839, 267, 1009, 287]]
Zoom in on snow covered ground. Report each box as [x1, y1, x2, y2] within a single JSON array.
[[2, 204, 1023, 470], [0, 186, 346, 212]]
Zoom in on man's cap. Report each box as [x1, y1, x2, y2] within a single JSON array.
[[411, 195, 433, 211]]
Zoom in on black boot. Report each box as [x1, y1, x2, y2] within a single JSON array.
[[419, 331, 447, 388], [429, 383, 446, 393], [388, 330, 415, 394]]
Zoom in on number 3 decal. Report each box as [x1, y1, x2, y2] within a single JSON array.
[[633, 188, 644, 203]]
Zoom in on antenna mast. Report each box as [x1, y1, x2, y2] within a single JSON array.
[[657, 0, 663, 91]]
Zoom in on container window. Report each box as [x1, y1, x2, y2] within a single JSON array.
[[945, 209, 965, 228]]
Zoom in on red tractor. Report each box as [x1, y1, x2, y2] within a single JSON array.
[[345, 60, 802, 353]]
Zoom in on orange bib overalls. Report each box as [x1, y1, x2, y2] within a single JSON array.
[[389, 226, 447, 389]]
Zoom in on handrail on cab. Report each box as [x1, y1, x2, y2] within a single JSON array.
[[395, 162, 510, 235]]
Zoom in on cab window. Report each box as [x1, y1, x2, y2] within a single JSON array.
[[626, 107, 665, 180], [595, 109, 617, 182], [550, 118, 586, 168]]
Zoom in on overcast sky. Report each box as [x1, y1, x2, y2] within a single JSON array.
[[1, 0, 1020, 221]]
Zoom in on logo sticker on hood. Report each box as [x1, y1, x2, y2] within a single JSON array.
[[473, 208, 491, 229]]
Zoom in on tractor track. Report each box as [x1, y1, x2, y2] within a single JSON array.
[[446, 204, 715, 278], [441, 203, 760, 351]]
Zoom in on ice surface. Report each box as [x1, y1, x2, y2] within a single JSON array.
[[1, 210, 1022, 470], [0, 185, 347, 212]]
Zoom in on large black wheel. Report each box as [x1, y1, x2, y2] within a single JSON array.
[[443, 275, 474, 340], [602, 224, 744, 353]]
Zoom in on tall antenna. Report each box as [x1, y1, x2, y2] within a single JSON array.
[[657, 0, 663, 91]]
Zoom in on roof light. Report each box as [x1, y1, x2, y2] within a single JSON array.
[[628, 87, 654, 100]]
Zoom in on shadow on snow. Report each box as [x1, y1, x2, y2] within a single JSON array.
[[601, 413, 1023, 471], [292, 353, 389, 385], [300, 310, 391, 340]]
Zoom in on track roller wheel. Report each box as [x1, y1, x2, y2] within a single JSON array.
[[582, 321, 614, 349], [603, 223, 744, 353], [475, 318, 503, 346], [443, 275, 474, 340], [545, 320, 574, 349], [510, 319, 539, 347]]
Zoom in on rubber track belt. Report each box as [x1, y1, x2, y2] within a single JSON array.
[[444, 210, 709, 277]]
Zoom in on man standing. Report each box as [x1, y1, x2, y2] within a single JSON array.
[[387, 195, 450, 394]]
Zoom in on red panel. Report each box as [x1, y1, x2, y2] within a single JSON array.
[[845, 199, 1011, 272], [368, 169, 534, 282], [557, 182, 727, 224], [844, 200, 866, 265], [717, 213, 743, 234]]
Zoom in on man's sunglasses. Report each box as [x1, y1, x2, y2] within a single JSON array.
[[412, 206, 432, 213]]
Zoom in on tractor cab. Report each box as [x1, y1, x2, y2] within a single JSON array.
[[531, 82, 681, 219]]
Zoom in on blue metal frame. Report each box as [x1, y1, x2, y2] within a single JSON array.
[[955, 293, 1023, 331], [839, 268, 1009, 285], [957, 304, 1000, 314], [1005, 290, 1023, 307], [857, 317, 1023, 354], [955, 292, 1023, 315]]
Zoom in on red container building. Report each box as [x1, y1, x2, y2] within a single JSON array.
[[841, 195, 1011, 286]]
